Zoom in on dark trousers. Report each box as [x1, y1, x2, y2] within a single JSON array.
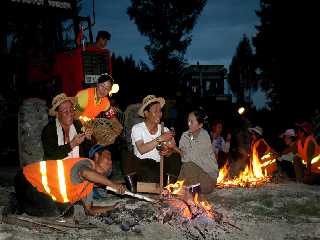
[[293, 159, 320, 184], [121, 150, 181, 183], [278, 160, 295, 179], [14, 170, 71, 217]]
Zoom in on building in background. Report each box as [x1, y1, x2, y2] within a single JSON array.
[[182, 63, 233, 124], [185, 64, 230, 98]]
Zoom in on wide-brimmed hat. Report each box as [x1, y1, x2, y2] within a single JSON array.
[[295, 122, 313, 135], [138, 95, 165, 117], [280, 129, 296, 138], [248, 126, 263, 136], [48, 93, 75, 116]]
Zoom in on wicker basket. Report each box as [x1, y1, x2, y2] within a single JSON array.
[[86, 117, 123, 146]]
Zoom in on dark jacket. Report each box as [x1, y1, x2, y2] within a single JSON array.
[[41, 119, 93, 160]]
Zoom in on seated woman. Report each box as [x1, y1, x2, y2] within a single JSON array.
[[173, 108, 218, 194], [42, 93, 93, 160], [130, 95, 181, 183]]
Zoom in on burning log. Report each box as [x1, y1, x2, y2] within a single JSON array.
[[160, 180, 222, 224], [216, 150, 274, 188]]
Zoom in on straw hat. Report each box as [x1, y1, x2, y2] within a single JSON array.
[[49, 93, 74, 116], [279, 129, 296, 138], [138, 95, 165, 117], [248, 126, 263, 136]]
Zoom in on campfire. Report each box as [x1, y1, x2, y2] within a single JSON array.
[[216, 151, 275, 188], [160, 180, 220, 223]]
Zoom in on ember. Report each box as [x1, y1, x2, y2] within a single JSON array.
[[217, 151, 275, 188], [161, 181, 220, 223]]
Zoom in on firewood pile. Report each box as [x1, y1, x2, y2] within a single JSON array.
[[2, 183, 320, 239], [86, 198, 236, 239]]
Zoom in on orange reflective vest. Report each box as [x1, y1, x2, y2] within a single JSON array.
[[251, 138, 277, 175], [297, 135, 320, 173], [80, 88, 110, 123], [23, 158, 94, 203]]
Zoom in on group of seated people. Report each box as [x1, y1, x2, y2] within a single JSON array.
[[243, 123, 320, 184], [14, 73, 320, 218]]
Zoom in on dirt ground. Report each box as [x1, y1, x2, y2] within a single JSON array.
[[1, 169, 320, 240]]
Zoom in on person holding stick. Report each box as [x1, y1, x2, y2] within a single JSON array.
[[129, 95, 181, 183], [14, 144, 125, 217]]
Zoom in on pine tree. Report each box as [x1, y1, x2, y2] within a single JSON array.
[[127, 0, 207, 95], [228, 35, 256, 104]]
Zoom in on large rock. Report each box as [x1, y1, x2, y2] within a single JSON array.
[[18, 98, 48, 166], [123, 103, 143, 150]]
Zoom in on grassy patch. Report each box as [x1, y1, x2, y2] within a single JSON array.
[[282, 199, 320, 217]]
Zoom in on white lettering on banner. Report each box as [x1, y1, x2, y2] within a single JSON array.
[[10, 0, 71, 9], [48, 0, 71, 9]]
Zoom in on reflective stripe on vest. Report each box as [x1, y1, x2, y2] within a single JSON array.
[[251, 138, 276, 175], [80, 88, 110, 122], [24, 158, 94, 203], [298, 136, 319, 162]]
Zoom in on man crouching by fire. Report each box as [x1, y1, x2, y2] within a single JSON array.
[[14, 144, 126, 217]]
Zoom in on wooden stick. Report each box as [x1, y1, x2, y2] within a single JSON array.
[[3, 214, 97, 231], [160, 122, 164, 191], [3, 215, 68, 232], [105, 186, 156, 202]]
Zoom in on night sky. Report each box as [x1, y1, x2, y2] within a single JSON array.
[[81, 0, 266, 107]]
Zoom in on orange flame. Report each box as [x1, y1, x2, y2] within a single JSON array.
[[79, 116, 93, 122], [164, 180, 214, 220], [165, 180, 184, 195], [217, 150, 274, 188]]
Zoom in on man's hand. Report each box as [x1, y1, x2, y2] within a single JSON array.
[[84, 127, 93, 140], [70, 133, 86, 148], [111, 183, 126, 195], [160, 132, 174, 142]]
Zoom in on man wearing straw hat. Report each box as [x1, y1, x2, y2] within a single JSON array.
[[129, 95, 181, 183], [42, 93, 93, 160]]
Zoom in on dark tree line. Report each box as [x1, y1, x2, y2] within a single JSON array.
[[229, 0, 318, 124], [127, 0, 207, 96]]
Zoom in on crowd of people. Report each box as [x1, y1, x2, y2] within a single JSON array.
[[12, 30, 320, 219]]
